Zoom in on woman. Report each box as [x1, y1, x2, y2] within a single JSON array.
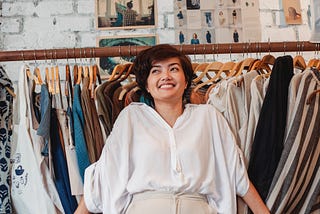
[[75, 44, 269, 214], [190, 33, 200, 44]]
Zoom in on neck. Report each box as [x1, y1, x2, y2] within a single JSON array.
[[154, 100, 184, 127]]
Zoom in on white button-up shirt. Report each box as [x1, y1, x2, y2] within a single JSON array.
[[84, 103, 249, 214]]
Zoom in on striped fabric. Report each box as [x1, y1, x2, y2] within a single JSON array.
[[266, 69, 320, 214]]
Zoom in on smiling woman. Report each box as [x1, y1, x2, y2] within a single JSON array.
[[74, 44, 270, 214]]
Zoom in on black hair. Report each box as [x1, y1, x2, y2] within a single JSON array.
[[132, 44, 193, 104]]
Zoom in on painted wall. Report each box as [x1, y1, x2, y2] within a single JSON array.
[[0, 0, 313, 82]]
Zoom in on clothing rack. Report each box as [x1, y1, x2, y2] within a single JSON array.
[[0, 41, 318, 62]]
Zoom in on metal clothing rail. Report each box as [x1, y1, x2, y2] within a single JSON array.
[[0, 41, 318, 62]]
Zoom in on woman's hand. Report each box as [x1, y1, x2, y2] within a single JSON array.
[[74, 197, 90, 214]]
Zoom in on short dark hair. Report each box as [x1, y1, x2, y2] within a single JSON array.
[[127, 1, 133, 9], [132, 44, 193, 104]]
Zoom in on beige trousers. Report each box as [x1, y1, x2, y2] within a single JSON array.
[[125, 191, 217, 214]]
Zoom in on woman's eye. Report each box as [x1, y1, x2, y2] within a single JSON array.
[[151, 69, 159, 74], [170, 67, 179, 72]]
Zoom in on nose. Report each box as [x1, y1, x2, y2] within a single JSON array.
[[161, 70, 172, 81]]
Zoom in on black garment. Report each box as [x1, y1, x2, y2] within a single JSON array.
[[248, 55, 294, 202], [233, 31, 239, 42]]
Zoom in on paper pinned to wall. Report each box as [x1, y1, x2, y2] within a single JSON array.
[[310, 0, 320, 43], [282, 0, 302, 25]]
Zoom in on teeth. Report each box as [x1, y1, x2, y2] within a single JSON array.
[[160, 84, 174, 88]]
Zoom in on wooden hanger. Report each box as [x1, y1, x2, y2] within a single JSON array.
[[83, 66, 89, 78], [203, 61, 224, 80], [192, 62, 210, 84], [293, 55, 306, 71], [76, 66, 83, 85], [34, 67, 43, 85], [193, 61, 236, 92], [65, 64, 73, 103], [50, 66, 55, 94], [109, 63, 133, 82], [118, 63, 134, 82], [307, 58, 318, 68], [233, 57, 256, 77], [228, 60, 243, 77], [108, 64, 124, 81], [250, 54, 275, 73], [55, 65, 60, 94], [192, 62, 199, 71], [26, 66, 40, 85], [73, 64, 78, 86]]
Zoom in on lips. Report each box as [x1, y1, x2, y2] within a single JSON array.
[[159, 83, 175, 88]]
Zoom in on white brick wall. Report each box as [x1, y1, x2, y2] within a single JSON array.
[[0, 0, 313, 82]]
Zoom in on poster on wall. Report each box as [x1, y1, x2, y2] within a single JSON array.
[[95, 0, 156, 29], [310, 0, 320, 42], [282, 0, 302, 25], [174, 0, 261, 44], [97, 35, 157, 74]]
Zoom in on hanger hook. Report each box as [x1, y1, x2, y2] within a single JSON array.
[[21, 51, 25, 62], [283, 41, 286, 55], [229, 44, 232, 61], [203, 45, 206, 62], [43, 49, 48, 64], [33, 50, 38, 65], [73, 47, 77, 63], [66, 49, 69, 63], [268, 38, 271, 55], [211, 44, 215, 61], [128, 45, 131, 57], [193, 44, 196, 61], [93, 48, 96, 59], [216, 43, 219, 59]]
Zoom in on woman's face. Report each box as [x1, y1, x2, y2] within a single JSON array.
[[146, 57, 187, 105]]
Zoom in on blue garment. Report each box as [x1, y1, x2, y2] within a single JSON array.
[[37, 84, 51, 156], [179, 32, 185, 44], [50, 109, 78, 214], [206, 32, 212, 43], [72, 84, 90, 182], [191, 38, 200, 44]]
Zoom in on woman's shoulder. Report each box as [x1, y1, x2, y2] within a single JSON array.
[[118, 102, 151, 117], [185, 103, 221, 116]]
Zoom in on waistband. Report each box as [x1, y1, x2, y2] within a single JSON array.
[[131, 191, 208, 202]]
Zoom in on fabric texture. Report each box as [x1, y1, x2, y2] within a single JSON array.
[[125, 191, 217, 214], [248, 55, 294, 201], [83, 103, 249, 214], [266, 69, 320, 214], [72, 84, 91, 181], [0, 66, 14, 214], [11, 65, 63, 214], [50, 108, 78, 214]]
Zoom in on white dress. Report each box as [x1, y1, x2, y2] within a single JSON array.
[[83, 103, 249, 214]]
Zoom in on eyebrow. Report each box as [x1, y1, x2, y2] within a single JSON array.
[[151, 62, 181, 68]]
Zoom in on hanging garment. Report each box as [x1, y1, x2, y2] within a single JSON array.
[[72, 84, 90, 181], [248, 55, 294, 201], [0, 66, 14, 214], [95, 81, 114, 137], [11, 65, 64, 214], [50, 108, 78, 214], [244, 75, 269, 163], [266, 69, 320, 214], [56, 109, 83, 197], [80, 77, 104, 163]]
